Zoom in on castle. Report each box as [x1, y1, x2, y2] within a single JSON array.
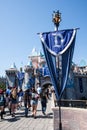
[[5, 48, 87, 100]]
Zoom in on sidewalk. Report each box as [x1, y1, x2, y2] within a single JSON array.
[[1, 98, 87, 130], [0, 99, 53, 130]]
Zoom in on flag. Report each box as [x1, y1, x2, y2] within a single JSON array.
[[39, 29, 77, 100], [17, 72, 24, 88], [42, 66, 50, 76]]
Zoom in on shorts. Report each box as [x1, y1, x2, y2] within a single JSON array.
[[11, 99, 17, 104], [31, 99, 38, 106], [0, 102, 4, 106]]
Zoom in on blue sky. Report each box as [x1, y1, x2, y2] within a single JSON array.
[[0, 0, 87, 76]]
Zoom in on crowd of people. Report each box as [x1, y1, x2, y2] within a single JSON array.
[[0, 83, 52, 120]]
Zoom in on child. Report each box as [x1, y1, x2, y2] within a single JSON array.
[[18, 88, 23, 109], [31, 87, 39, 118]]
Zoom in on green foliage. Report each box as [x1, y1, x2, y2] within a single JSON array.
[[0, 82, 6, 90]]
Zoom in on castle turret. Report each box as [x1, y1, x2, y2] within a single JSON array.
[[22, 61, 35, 91], [5, 63, 18, 88]]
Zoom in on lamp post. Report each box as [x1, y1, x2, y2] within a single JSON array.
[[52, 10, 62, 130]]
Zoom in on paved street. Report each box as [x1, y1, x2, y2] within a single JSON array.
[[1, 98, 87, 130], [0, 99, 53, 130]]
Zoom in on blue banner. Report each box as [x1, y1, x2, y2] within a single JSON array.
[[39, 29, 77, 100], [17, 72, 24, 88]]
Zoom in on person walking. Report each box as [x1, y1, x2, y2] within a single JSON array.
[[0, 89, 6, 119], [17, 88, 24, 109], [23, 89, 31, 117], [5, 87, 12, 114], [31, 87, 39, 119], [10, 87, 18, 117], [41, 90, 48, 115]]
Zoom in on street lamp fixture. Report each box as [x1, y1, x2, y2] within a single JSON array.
[[52, 10, 61, 30]]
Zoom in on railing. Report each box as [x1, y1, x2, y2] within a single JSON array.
[[54, 99, 87, 108]]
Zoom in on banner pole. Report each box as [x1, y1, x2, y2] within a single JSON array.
[[52, 10, 62, 130], [58, 99, 62, 130]]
